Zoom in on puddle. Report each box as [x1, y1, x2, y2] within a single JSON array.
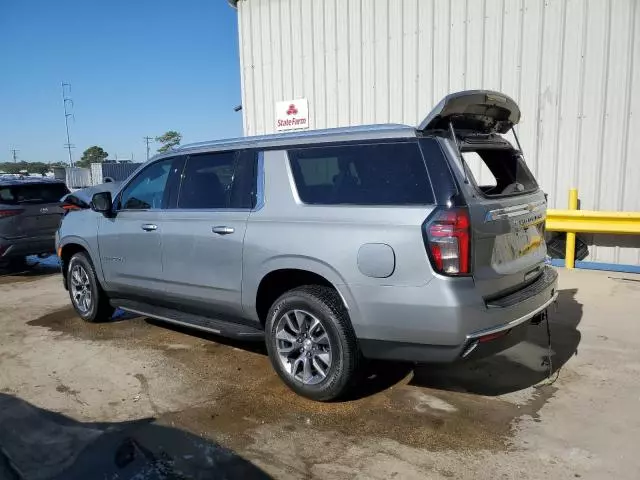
[[28, 306, 558, 453], [28, 307, 156, 342], [161, 372, 556, 453]]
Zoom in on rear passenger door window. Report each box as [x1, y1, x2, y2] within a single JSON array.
[[176, 150, 257, 209], [287, 142, 434, 205]]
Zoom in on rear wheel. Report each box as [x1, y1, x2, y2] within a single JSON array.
[[265, 286, 361, 401], [67, 252, 114, 322]]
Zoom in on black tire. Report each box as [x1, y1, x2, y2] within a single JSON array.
[[67, 252, 114, 323], [265, 285, 361, 401]]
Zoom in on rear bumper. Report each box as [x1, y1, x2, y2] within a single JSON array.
[[359, 309, 549, 363], [353, 266, 558, 363], [0, 235, 56, 259]]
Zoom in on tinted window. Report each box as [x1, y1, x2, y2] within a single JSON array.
[[119, 158, 175, 210], [0, 182, 69, 205], [288, 142, 434, 205], [177, 150, 256, 209], [461, 148, 538, 197]]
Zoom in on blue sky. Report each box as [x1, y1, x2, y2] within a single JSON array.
[[0, 0, 243, 164]]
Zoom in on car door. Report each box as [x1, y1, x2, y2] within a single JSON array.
[[161, 149, 257, 318], [98, 156, 183, 297]]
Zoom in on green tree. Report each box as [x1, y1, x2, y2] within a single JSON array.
[[156, 131, 182, 153], [0, 161, 57, 176], [0, 161, 29, 175], [77, 146, 108, 168], [29, 162, 50, 175]]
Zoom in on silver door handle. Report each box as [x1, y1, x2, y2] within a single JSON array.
[[212, 226, 234, 235], [141, 224, 158, 231]]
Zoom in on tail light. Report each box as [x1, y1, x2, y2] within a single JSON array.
[[62, 204, 81, 214], [0, 209, 24, 219], [424, 208, 471, 275]]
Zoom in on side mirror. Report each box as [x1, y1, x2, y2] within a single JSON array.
[[91, 191, 113, 214]]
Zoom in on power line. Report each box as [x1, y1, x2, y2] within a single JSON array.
[[143, 136, 153, 161], [61, 82, 75, 167], [10, 149, 19, 163]]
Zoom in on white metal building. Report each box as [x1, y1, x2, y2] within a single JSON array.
[[232, 0, 640, 266]]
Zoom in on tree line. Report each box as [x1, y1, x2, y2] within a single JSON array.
[[75, 130, 182, 168], [0, 161, 66, 175], [0, 130, 182, 173]]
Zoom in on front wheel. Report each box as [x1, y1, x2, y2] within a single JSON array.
[[265, 286, 361, 401], [67, 252, 114, 322]]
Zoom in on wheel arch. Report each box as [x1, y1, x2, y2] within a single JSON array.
[[249, 256, 360, 327], [59, 238, 103, 289]]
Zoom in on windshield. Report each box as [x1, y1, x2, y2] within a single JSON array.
[[0, 183, 69, 205]]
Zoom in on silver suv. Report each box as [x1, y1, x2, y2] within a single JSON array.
[[56, 91, 557, 401], [0, 177, 68, 269]]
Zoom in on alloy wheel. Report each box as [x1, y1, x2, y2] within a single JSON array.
[[70, 264, 92, 314], [274, 309, 333, 385]]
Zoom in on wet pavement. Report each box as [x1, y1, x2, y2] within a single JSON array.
[[1, 266, 639, 479], [26, 303, 563, 453]]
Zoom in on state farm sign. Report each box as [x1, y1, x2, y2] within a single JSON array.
[[275, 98, 309, 131]]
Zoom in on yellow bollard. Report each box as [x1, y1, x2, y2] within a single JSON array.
[[565, 188, 579, 268]]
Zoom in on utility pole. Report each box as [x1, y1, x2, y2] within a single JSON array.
[[61, 82, 75, 167], [143, 136, 153, 161], [10, 149, 19, 163]]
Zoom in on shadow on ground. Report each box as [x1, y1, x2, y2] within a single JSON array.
[[411, 288, 582, 396], [144, 318, 268, 355], [136, 288, 581, 401], [0, 393, 271, 480], [0, 256, 60, 281], [349, 288, 583, 399]]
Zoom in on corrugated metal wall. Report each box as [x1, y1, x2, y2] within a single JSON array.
[[90, 163, 141, 186], [237, 0, 640, 265]]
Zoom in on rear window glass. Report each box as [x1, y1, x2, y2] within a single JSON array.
[[288, 142, 434, 205], [461, 149, 537, 196], [0, 183, 69, 205]]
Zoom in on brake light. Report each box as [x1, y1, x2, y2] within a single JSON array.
[[424, 208, 471, 275], [0, 209, 24, 219]]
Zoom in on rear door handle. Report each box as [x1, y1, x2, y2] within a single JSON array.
[[141, 224, 158, 231], [212, 226, 235, 235]]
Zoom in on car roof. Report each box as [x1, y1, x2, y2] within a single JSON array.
[[161, 124, 417, 159], [0, 176, 66, 187]]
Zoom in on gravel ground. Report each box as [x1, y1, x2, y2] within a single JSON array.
[[0, 261, 639, 479]]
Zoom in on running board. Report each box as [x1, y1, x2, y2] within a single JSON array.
[[111, 299, 264, 341]]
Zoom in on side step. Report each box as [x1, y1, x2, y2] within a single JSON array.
[[112, 299, 264, 341]]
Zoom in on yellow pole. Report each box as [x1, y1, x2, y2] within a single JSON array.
[[565, 188, 579, 268]]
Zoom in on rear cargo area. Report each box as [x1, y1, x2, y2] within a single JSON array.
[[451, 136, 548, 299]]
